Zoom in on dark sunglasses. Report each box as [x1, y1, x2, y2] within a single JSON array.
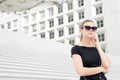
[[84, 26, 97, 31]]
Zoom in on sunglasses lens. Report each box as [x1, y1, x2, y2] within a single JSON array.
[[85, 26, 91, 30], [84, 26, 97, 31], [92, 27, 97, 31]]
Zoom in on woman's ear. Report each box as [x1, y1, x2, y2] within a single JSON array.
[[80, 28, 83, 33]]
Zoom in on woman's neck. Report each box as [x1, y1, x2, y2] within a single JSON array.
[[80, 37, 94, 47]]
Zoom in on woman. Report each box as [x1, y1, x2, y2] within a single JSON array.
[[71, 19, 111, 80]]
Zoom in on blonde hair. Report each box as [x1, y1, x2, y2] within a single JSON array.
[[80, 19, 97, 41]]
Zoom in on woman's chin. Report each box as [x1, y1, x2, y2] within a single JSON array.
[[88, 35, 94, 38]]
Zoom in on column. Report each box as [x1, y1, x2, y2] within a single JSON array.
[[103, 0, 120, 55]]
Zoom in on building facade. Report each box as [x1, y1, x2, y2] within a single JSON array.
[[0, 0, 120, 54]]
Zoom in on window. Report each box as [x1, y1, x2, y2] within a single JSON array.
[[59, 40, 64, 43], [58, 5, 63, 13], [68, 3, 73, 10], [96, 6, 102, 15], [69, 27, 74, 35], [13, 29, 18, 32], [40, 0, 46, 3], [58, 17, 63, 25], [40, 21, 45, 30], [23, 11, 27, 14], [7, 22, 11, 29], [49, 19, 54, 28], [32, 34, 37, 37], [13, 19, 17, 27], [69, 39, 75, 45], [32, 24, 37, 32], [24, 16, 28, 24], [95, 0, 101, 1], [68, 14, 73, 22], [58, 29, 64, 37], [39, 11, 45, 19], [98, 33, 105, 42], [78, 0, 84, 7], [102, 47, 106, 52], [23, 26, 29, 34], [40, 33, 45, 38], [49, 31, 54, 39], [79, 11, 84, 19], [97, 19, 104, 28], [49, 8, 54, 17], [31, 13, 36, 21], [0, 24, 4, 29]]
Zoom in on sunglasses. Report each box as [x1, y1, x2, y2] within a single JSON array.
[[84, 26, 97, 31]]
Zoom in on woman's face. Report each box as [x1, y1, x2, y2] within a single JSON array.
[[81, 21, 97, 38]]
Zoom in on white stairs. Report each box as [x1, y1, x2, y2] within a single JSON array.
[[0, 31, 79, 80]]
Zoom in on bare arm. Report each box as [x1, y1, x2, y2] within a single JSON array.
[[96, 45, 111, 69], [72, 54, 107, 76], [91, 34, 111, 70]]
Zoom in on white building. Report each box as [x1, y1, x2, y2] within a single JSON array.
[[0, 0, 120, 55]]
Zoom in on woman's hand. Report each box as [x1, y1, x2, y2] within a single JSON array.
[[99, 66, 108, 73], [91, 33, 99, 47]]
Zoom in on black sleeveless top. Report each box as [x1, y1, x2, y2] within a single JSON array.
[[71, 45, 107, 80]]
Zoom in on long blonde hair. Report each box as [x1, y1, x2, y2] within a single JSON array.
[[80, 19, 96, 41]]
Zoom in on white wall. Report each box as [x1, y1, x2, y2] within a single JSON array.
[[103, 0, 120, 55]]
